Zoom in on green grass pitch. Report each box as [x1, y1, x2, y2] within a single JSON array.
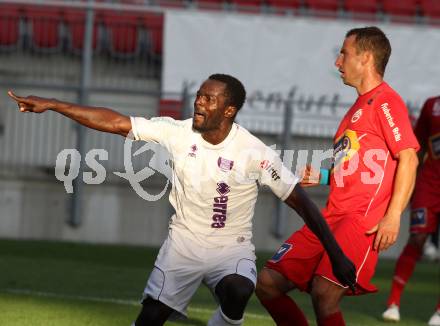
[[0, 239, 438, 325]]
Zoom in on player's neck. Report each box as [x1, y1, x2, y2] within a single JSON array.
[[201, 123, 233, 145], [356, 73, 383, 96]]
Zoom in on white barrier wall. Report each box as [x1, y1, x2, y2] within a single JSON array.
[[163, 11, 440, 136]]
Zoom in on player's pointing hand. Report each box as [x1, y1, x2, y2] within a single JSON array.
[[8, 90, 52, 113]]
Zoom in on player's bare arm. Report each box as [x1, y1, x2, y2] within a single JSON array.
[[367, 148, 419, 252], [284, 184, 356, 290], [7, 90, 131, 137]]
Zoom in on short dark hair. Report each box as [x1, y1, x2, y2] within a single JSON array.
[[346, 26, 391, 77], [209, 74, 246, 111]]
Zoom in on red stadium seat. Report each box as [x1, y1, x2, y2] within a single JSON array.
[[141, 12, 164, 56], [24, 6, 63, 51], [159, 99, 182, 119], [154, 0, 187, 8], [266, 0, 301, 14], [101, 11, 140, 56], [420, 0, 440, 19], [305, 0, 339, 12], [382, 0, 418, 18], [344, 0, 378, 14], [63, 9, 99, 53], [231, 0, 264, 13], [196, 0, 225, 11], [0, 5, 21, 49]]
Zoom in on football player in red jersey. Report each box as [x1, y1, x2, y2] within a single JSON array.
[[256, 26, 419, 326], [382, 96, 440, 325]]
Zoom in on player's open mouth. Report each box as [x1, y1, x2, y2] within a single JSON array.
[[194, 112, 205, 119]]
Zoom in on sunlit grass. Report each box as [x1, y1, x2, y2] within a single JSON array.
[[0, 239, 437, 325]]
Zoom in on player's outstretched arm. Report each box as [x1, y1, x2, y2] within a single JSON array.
[[285, 184, 356, 290], [7, 90, 132, 137]]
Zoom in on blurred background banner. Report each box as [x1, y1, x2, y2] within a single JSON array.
[[164, 10, 440, 135]]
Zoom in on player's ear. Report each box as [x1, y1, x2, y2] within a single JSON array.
[[362, 51, 373, 66], [224, 106, 237, 119]]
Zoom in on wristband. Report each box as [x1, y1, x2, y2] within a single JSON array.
[[319, 168, 330, 185]]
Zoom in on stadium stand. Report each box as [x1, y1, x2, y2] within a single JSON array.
[[344, 0, 378, 14], [0, 4, 21, 50], [266, 0, 301, 15], [101, 10, 141, 57], [24, 5, 64, 52], [64, 8, 99, 53], [1, 0, 440, 57], [231, 0, 264, 13], [420, 0, 440, 20], [305, 0, 339, 11], [382, 0, 419, 20], [195, 0, 226, 11], [141, 12, 164, 56]]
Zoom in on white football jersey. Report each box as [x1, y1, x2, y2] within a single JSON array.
[[130, 117, 299, 247]]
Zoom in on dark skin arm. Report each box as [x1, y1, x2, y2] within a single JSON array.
[[7, 91, 132, 137], [285, 184, 356, 291]]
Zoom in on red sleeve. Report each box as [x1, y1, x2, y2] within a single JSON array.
[[414, 99, 432, 149], [375, 92, 420, 158]]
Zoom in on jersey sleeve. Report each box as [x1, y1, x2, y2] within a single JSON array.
[[130, 116, 181, 151], [257, 146, 299, 201], [414, 99, 432, 149], [375, 93, 420, 158]]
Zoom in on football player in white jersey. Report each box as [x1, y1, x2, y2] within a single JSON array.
[[8, 74, 356, 326]]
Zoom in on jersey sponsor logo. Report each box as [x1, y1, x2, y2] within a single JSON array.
[[260, 160, 281, 181], [381, 103, 401, 142], [188, 144, 198, 157], [269, 243, 292, 263], [217, 157, 234, 171], [211, 181, 230, 228], [333, 129, 360, 168], [351, 109, 362, 123], [410, 208, 427, 227]]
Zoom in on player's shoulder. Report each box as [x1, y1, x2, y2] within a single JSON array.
[[371, 82, 407, 113], [150, 116, 192, 128], [235, 124, 268, 150]]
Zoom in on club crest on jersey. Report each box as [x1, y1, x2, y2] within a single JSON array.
[[270, 243, 293, 263], [216, 181, 230, 195], [217, 157, 234, 171], [188, 144, 198, 157], [410, 208, 427, 227], [351, 109, 362, 123]]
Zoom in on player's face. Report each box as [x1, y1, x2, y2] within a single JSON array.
[[193, 79, 231, 132], [335, 35, 364, 88]]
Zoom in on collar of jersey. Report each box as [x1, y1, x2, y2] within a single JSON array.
[[199, 123, 238, 150]]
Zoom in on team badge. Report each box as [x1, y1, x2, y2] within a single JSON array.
[[351, 109, 362, 123], [269, 243, 293, 263], [410, 208, 427, 227], [216, 181, 230, 195], [188, 144, 198, 157], [217, 157, 234, 171]]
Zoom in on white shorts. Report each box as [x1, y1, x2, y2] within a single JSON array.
[[142, 229, 257, 316]]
